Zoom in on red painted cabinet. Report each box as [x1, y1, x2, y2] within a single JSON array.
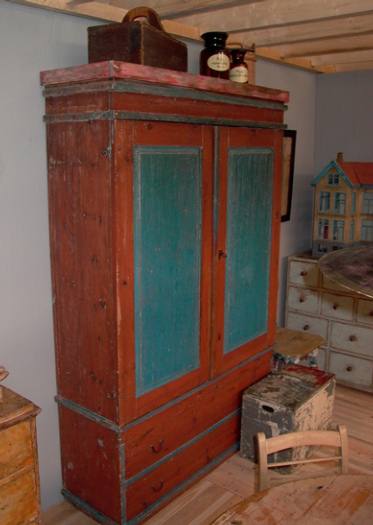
[[41, 61, 288, 524]]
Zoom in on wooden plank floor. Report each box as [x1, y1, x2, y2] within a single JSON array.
[[42, 384, 373, 525]]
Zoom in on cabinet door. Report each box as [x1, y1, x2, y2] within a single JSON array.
[[116, 121, 213, 422], [212, 127, 282, 376]]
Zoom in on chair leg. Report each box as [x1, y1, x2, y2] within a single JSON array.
[[337, 425, 349, 474], [257, 432, 268, 492]]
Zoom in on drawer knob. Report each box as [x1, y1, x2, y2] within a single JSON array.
[[349, 335, 357, 342], [300, 271, 308, 276], [150, 440, 164, 454], [299, 296, 305, 303], [218, 249, 227, 260], [346, 366, 353, 372], [152, 479, 164, 493], [303, 325, 310, 331], [333, 303, 339, 310]]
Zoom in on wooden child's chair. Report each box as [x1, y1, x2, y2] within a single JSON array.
[[257, 424, 349, 492]]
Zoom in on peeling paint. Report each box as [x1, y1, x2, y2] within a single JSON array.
[[240, 364, 335, 470]]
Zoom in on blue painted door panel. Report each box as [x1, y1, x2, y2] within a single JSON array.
[[224, 148, 274, 354], [133, 146, 202, 396]]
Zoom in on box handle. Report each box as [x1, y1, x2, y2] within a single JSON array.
[[122, 7, 164, 32]]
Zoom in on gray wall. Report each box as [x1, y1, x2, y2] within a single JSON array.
[[256, 61, 316, 325], [0, 1, 97, 510], [1, 1, 316, 511], [315, 69, 373, 174]]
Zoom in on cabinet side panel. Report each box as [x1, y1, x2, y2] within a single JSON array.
[[224, 148, 273, 353], [58, 405, 122, 524], [133, 146, 202, 396], [47, 121, 118, 421]]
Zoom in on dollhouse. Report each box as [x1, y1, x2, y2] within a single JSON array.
[[312, 153, 373, 257]]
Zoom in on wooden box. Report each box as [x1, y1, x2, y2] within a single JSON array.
[[88, 7, 187, 72], [240, 364, 335, 468], [0, 386, 41, 525]]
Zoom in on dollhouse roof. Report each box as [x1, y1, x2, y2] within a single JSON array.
[[312, 160, 373, 188]]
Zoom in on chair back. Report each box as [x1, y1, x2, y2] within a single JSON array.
[[257, 424, 348, 492]]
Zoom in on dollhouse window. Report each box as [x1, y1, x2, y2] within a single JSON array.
[[327, 173, 339, 187], [350, 220, 355, 241], [318, 218, 329, 239], [351, 193, 357, 214], [332, 220, 345, 242], [319, 191, 330, 212], [334, 192, 346, 215], [362, 193, 373, 215], [361, 219, 373, 241]]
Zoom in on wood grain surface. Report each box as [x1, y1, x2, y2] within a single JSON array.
[[212, 474, 373, 524]]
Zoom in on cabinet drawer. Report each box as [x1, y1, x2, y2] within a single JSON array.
[[330, 321, 373, 358], [329, 351, 373, 387], [287, 286, 319, 314], [357, 299, 373, 326], [288, 260, 319, 288], [321, 292, 354, 321], [0, 469, 38, 525], [125, 413, 240, 521], [124, 355, 268, 478], [0, 420, 33, 481], [286, 312, 329, 341]]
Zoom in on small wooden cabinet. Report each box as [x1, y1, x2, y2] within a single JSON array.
[[41, 61, 288, 524], [0, 387, 41, 525], [286, 251, 373, 392]]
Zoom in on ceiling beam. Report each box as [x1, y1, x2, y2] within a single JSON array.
[[256, 47, 335, 73], [309, 49, 373, 66], [174, 0, 373, 34], [108, 0, 265, 18], [233, 13, 373, 47], [6, 0, 200, 39], [335, 60, 373, 71], [276, 34, 373, 59]]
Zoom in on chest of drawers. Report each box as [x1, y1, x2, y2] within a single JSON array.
[[0, 387, 41, 525], [285, 251, 373, 392]]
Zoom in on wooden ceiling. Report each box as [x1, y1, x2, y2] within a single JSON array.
[[9, 0, 373, 73]]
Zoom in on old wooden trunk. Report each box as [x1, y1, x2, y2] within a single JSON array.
[[0, 387, 42, 525], [40, 60, 288, 524], [240, 364, 336, 469]]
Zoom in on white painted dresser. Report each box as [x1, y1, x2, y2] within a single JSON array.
[[285, 251, 373, 392]]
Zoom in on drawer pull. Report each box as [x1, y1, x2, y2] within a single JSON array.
[[346, 366, 353, 372], [303, 325, 310, 331], [152, 479, 164, 493], [299, 296, 305, 303], [370, 311, 373, 317], [218, 249, 227, 260], [333, 303, 339, 310], [150, 440, 164, 453], [300, 271, 308, 276], [349, 335, 357, 342]]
